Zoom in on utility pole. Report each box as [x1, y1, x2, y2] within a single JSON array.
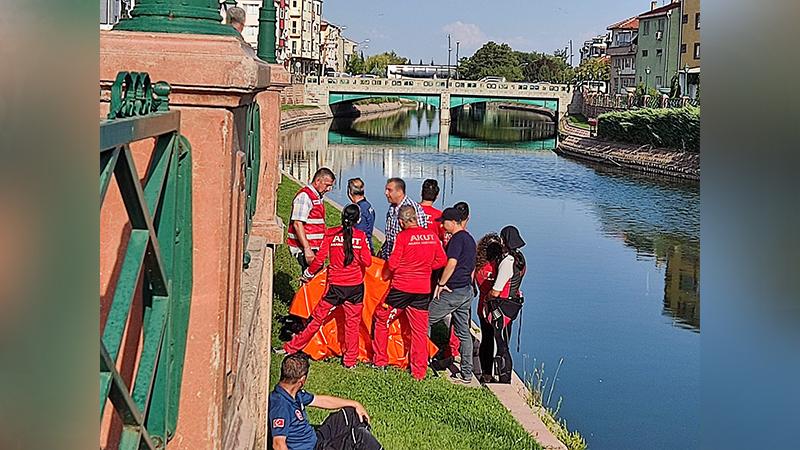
[[569, 39, 573, 66], [455, 41, 460, 80]]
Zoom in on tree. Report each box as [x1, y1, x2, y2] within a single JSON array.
[[575, 57, 610, 82], [459, 42, 523, 81], [364, 51, 409, 77], [514, 50, 574, 83], [346, 52, 365, 75]]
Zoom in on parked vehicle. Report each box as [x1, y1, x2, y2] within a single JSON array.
[[358, 74, 379, 79], [479, 76, 507, 83]]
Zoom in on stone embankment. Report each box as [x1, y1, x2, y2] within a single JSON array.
[[557, 119, 699, 181]]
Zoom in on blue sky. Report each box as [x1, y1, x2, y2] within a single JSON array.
[[324, 0, 662, 66]]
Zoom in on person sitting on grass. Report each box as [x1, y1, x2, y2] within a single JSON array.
[[269, 353, 383, 450], [282, 204, 373, 368]]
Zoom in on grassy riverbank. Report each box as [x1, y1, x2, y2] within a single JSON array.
[[280, 104, 320, 111], [567, 114, 591, 130], [271, 174, 544, 450]]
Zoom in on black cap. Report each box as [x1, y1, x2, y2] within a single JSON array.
[[436, 207, 463, 222]]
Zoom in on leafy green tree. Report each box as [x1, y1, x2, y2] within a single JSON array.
[[513, 50, 574, 83], [459, 42, 523, 81], [346, 52, 366, 75], [364, 51, 409, 77], [575, 57, 610, 82]]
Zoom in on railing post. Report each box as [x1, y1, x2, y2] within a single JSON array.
[[257, 0, 278, 63], [114, 0, 238, 36]]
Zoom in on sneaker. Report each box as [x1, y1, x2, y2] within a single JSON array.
[[273, 347, 287, 355], [450, 372, 473, 384]]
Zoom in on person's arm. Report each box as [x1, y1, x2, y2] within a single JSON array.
[[309, 395, 370, 422], [359, 233, 373, 268], [490, 257, 513, 297], [290, 192, 316, 263], [303, 232, 333, 280], [272, 436, 289, 450], [387, 233, 405, 273]]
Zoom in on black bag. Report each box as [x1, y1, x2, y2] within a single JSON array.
[[488, 296, 524, 323]]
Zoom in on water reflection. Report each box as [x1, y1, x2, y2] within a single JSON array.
[[451, 104, 556, 143]]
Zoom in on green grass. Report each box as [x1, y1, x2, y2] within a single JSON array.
[[567, 114, 591, 130], [272, 174, 544, 450], [280, 104, 320, 111]]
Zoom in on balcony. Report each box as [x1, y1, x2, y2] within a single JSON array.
[[606, 44, 636, 56]]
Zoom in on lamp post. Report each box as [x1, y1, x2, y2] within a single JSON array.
[[455, 41, 460, 80], [683, 64, 690, 97], [615, 68, 622, 94], [447, 34, 452, 87], [114, 0, 239, 35], [645, 66, 651, 92]]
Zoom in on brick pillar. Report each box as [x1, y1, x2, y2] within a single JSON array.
[[101, 31, 288, 450]]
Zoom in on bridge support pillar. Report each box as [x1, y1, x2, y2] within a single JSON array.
[[439, 91, 451, 150]]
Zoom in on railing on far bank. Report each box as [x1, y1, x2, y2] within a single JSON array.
[[100, 72, 193, 449], [582, 89, 700, 112]]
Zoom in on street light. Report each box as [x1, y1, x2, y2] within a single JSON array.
[[616, 67, 622, 94], [645, 66, 651, 92], [447, 34, 452, 87], [455, 41, 460, 80], [682, 64, 690, 97]]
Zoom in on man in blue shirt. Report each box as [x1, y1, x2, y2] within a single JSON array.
[[430, 207, 477, 384], [347, 178, 376, 253], [269, 354, 383, 450]]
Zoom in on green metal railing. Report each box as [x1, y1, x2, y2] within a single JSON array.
[[100, 72, 193, 449], [242, 101, 261, 267]]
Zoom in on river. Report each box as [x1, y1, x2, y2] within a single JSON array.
[[280, 105, 699, 450]]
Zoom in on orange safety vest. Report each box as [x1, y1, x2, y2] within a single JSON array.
[[287, 186, 326, 251]]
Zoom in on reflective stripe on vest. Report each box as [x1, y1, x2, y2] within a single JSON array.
[[287, 186, 326, 249]]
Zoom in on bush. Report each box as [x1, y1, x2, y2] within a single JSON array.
[[597, 107, 700, 152]]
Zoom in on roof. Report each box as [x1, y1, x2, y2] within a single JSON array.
[[607, 16, 639, 30], [638, 2, 682, 20]]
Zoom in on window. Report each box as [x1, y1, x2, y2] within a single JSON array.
[[657, 19, 665, 32], [656, 49, 663, 57], [291, 41, 297, 53], [625, 57, 631, 68], [292, 0, 297, 7], [695, 12, 700, 29], [656, 76, 663, 87], [682, 14, 688, 24], [681, 43, 687, 53], [292, 20, 297, 33], [643, 21, 650, 36], [693, 43, 700, 59], [642, 49, 648, 57]]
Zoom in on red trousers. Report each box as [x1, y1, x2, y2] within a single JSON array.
[[372, 305, 429, 380], [284, 299, 364, 367]]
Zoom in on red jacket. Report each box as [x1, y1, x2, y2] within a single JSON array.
[[307, 227, 372, 286], [388, 226, 447, 294], [420, 204, 446, 243]]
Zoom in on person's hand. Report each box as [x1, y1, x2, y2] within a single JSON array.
[[300, 269, 313, 284], [304, 248, 315, 264], [354, 402, 370, 423], [434, 284, 451, 300]]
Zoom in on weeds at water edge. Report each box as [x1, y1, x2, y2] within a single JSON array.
[[522, 356, 588, 450]]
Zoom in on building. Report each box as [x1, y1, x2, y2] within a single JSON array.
[[100, 0, 134, 29], [606, 16, 639, 94], [283, 0, 323, 75], [679, 0, 700, 98], [635, 1, 682, 93], [341, 37, 358, 71], [579, 34, 610, 64], [320, 20, 344, 73]]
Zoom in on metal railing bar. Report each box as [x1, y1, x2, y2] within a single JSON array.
[[101, 147, 122, 203], [100, 111, 180, 151], [130, 294, 169, 415], [142, 134, 176, 217], [101, 342, 145, 426]]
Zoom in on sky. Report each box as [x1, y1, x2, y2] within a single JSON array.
[[323, 0, 667, 66]]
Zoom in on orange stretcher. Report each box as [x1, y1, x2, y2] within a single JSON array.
[[289, 256, 438, 369]]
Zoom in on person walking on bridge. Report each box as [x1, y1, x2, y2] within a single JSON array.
[[379, 178, 428, 260], [284, 205, 372, 368], [287, 168, 335, 270], [372, 205, 446, 380]]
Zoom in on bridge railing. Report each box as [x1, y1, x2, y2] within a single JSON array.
[[306, 76, 573, 93], [583, 90, 699, 111], [100, 72, 193, 449]]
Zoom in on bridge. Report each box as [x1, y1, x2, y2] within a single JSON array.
[[304, 76, 579, 149]]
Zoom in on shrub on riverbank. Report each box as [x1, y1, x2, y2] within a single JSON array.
[[597, 107, 700, 152], [271, 175, 544, 449]]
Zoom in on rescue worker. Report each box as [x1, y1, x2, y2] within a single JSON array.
[[379, 178, 428, 260], [474, 233, 504, 383], [287, 168, 335, 270], [486, 225, 527, 384], [269, 353, 383, 450], [284, 205, 372, 368], [347, 177, 376, 254], [419, 179, 445, 242], [372, 205, 446, 380], [431, 207, 478, 383]]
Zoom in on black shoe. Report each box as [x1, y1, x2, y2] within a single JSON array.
[[450, 372, 473, 384]]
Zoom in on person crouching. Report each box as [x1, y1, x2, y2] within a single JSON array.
[[372, 205, 447, 379], [284, 204, 373, 368]]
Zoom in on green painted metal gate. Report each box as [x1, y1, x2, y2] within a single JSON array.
[[100, 72, 193, 449]]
